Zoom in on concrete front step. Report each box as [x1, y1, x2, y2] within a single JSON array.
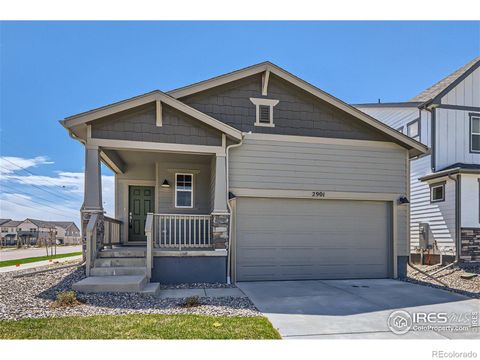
[[90, 266, 147, 276], [94, 257, 146, 268], [72, 275, 148, 293], [98, 248, 146, 258], [140, 282, 161, 296]]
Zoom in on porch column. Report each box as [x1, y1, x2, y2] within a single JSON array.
[[213, 154, 228, 214], [81, 144, 104, 265], [83, 144, 103, 211], [212, 154, 229, 250]]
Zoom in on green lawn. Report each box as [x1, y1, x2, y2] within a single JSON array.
[[0, 252, 82, 267], [0, 314, 281, 339]]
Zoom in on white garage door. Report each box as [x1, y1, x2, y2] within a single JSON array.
[[235, 198, 391, 281]]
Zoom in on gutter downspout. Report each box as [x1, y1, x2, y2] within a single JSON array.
[[449, 173, 462, 262], [225, 134, 245, 285]]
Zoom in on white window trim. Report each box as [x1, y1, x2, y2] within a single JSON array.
[[250, 97, 279, 128], [175, 173, 194, 209], [430, 183, 445, 203], [470, 116, 480, 153]]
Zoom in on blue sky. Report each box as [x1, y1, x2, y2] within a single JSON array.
[[0, 21, 479, 223]]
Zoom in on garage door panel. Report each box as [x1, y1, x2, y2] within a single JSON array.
[[236, 198, 390, 281]]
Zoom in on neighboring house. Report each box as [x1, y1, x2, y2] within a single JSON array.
[[62, 61, 426, 292], [50, 221, 81, 245], [16, 219, 56, 246], [356, 57, 480, 262], [1, 219, 21, 246]]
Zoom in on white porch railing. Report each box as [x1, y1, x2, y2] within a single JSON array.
[[154, 214, 211, 249]]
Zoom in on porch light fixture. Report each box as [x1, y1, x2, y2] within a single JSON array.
[[161, 179, 170, 188]]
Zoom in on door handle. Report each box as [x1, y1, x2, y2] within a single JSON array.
[[129, 212, 133, 228]]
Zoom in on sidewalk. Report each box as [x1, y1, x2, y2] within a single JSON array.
[[0, 255, 83, 273], [0, 245, 82, 261], [158, 287, 247, 298]]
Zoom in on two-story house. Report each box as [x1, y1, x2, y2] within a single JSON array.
[[356, 57, 480, 263], [62, 61, 427, 293], [0, 220, 21, 246]]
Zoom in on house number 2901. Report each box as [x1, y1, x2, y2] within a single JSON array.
[[312, 191, 326, 198]]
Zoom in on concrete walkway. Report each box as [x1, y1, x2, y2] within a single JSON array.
[[0, 255, 83, 273], [0, 245, 82, 261], [238, 279, 480, 339], [157, 287, 246, 298]]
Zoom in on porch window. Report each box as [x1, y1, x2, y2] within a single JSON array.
[[175, 173, 193, 208]]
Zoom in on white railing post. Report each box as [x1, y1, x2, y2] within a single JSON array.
[[145, 213, 154, 280]]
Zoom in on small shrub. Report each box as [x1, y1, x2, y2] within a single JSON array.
[[51, 291, 82, 308], [183, 296, 201, 308]]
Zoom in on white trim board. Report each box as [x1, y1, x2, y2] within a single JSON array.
[[243, 132, 405, 150], [88, 138, 226, 156], [229, 188, 401, 201]]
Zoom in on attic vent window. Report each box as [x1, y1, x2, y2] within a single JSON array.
[[259, 105, 270, 123], [250, 98, 279, 128]]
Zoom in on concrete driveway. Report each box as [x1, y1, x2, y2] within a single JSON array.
[[237, 279, 480, 339]]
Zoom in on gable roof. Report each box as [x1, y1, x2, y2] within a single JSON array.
[[2, 220, 22, 227], [0, 219, 11, 226], [61, 90, 242, 140], [168, 61, 427, 157], [411, 57, 480, 104], [26, 218, 57, 228], [51, 221, 78, 230]]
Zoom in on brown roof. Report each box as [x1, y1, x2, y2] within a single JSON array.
[[411, 57, 480, 102]]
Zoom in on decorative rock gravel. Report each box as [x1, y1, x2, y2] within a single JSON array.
[[405, 263, 480, 299], [0, 264, 259, 321]]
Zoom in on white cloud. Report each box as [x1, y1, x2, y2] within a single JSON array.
[[0, 156, 53, 175], [0, 156, 115, 223]]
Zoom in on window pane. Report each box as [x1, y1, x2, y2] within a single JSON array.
[[472, 117, 480, 134], [407, 121, 419, 137], [432, 186, 444, 201], [177, 191, 192, 207], [472, 134, 480, 151]]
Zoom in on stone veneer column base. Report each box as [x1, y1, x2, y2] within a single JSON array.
[[461, 228, 480, 261], [211, 214, 230, 250]]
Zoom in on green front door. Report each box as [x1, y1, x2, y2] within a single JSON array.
[[128, 186, 155, 242]]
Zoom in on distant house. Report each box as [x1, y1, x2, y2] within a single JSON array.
[[0, 220, 22, 246], [12, 218, 81, 246], [356, 57, 480, 262], [50, 221, 81, 245]]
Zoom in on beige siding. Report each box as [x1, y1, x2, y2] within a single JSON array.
[[229, 137, 407, 193], [229, 136, 409, 257]]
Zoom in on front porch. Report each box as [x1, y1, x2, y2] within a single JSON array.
[[76, 143, 231, 292]]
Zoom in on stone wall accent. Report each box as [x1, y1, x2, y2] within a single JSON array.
[[211, 214, 230, 250], [461, 228, 480, 261]]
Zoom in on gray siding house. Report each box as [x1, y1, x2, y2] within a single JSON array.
[[62, 62, 427, 293], [356, 57, 480, 263]]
